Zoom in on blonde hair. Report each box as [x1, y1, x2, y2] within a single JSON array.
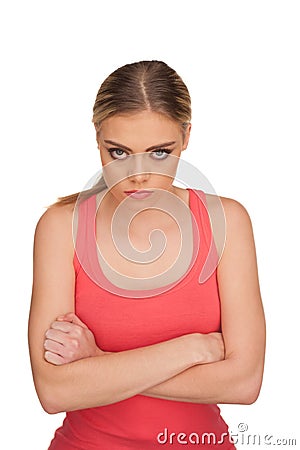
[[53, 60, 191, 207]]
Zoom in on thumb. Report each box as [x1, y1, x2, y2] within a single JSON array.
[[57, 312, 88, 329]]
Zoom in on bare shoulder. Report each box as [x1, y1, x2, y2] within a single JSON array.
[[204, 193, 253, 257], [219, 196, 254, 241], [205, 193, 252, 227], [35, 203, 74, 232], [34, 202, 75, 255]]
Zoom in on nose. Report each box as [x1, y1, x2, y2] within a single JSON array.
[[127, 154, 150, 184]]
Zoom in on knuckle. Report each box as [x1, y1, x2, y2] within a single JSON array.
[[52, 321, 62, 330], [74, 326, 83, 337], [68, 350, 75, 359], [70, 338, 79, 349]]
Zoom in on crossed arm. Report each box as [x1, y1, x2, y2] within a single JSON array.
[[28, 197, 266, 414]]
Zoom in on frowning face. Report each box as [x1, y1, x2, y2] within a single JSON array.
[[97, 110, 191, 206]]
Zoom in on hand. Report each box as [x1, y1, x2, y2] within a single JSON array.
[[44, 312, 108, 366], [202, 332, 225, 363], [192, 332, 225, 364]]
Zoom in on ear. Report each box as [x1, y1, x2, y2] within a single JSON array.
[[182, 123, 192, 151]]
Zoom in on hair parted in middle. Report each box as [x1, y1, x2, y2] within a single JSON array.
[[93, 60, 191, 137], [54, 60, 191, 207]]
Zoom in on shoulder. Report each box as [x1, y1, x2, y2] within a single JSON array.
[[34, 203, 75, 256], [35, 202, 74, 233], [201, 192, 253, 257], [204, 192, 252, 227], [218, 196, 253, 241]]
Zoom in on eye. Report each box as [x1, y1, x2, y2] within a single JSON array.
[[150, 149, 172, 160], [107, 148, 128, 160]]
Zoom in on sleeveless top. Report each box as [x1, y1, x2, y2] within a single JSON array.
[[48, 188, 235, 450]]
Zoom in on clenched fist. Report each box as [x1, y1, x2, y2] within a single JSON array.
[[44, 312, 108, 365]]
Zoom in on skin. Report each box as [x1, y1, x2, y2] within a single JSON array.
[[91, 112, 195, 285], [28, 110, 265, 413]]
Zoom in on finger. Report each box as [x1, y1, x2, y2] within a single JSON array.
[[44, 351, 65, 366], [45, 327, 82, 350], [50, 322, 87, 342], [44, 338, 78, 360], [50, 321, 77, 333], [57, 312, 74, 322], [44, 338, 64, 354], [45, 328, 72, 344], [67, 313, 88, 328], [61, 313, 88, 329]]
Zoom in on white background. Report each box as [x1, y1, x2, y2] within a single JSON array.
[[1, 1, 299, 449]]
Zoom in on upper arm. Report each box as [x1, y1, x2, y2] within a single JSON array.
[[28, 203, 76, 404], [216, 197, 266, 380]]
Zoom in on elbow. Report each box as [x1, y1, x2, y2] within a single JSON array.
[[41, 394, 76, 415], [236, 372, 264, 405], [35, 373, 111, 413], [34, 376, 68, 415], [224, 352, 265, 405], [37, 388, 66, 415], [239, 385, 261, 405], [41, 401, 61, 415]]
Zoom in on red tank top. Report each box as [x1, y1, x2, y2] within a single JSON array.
[[48, 188, 235, 449]]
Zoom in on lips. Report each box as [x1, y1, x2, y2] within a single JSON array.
[[124, 190, 154, 199], [124, 190, 152, 194]]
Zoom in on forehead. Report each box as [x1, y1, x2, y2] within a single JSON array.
[[99, 111, 182, 147]]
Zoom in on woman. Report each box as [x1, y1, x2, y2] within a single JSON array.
[[28, 60, 266, 449]]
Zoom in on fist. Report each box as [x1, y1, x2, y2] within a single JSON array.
[[44, 312, 106, 365]]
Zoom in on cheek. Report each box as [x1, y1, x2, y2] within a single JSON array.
[[151, 174, 174, 187], [102, 161, 129, 189], [99, 151, 110, 166], [109, 186, 122, 199], [105, 183, 127, 205]]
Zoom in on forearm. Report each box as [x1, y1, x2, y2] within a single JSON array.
[[37, 333, 201, 413], [140, 357, 264, 405]]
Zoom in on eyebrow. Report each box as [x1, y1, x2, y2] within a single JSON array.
[[103, 140, 176, 152]]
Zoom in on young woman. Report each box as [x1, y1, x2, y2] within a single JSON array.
[[28, 60, 266, 449]]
